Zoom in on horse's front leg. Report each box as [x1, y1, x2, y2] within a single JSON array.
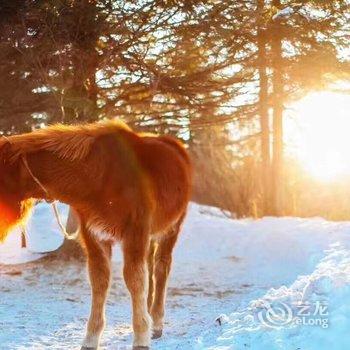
[[80, 223, 112, 350], [122, 226, 152, 350]]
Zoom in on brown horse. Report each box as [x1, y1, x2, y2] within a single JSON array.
[[0, 121, 191, 349]]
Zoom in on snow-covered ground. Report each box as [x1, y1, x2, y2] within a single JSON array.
[[1, 203, 350, 349]]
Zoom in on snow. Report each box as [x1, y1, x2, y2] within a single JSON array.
[[0, 202, 68, 264], [198, 242, 350, 350], [2, 203, 350, 349]]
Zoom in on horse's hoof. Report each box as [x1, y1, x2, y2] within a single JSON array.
[[133, 347, 149, 350], [152, 329, 163, 339]]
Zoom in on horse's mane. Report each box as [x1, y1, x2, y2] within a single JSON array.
[[2, 120, 131, 163]]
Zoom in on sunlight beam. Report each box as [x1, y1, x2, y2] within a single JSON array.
[[286, 91, 350, 181]]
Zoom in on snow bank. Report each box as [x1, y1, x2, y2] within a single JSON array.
[[195, 212, 350, 350]]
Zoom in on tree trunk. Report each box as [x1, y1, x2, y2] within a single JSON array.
[[257, 0, 271, 216], [66, 206, 79, 233], [51, 207, 84, 261], [271, 0, 284, 216], [21, 228, 26, 248]]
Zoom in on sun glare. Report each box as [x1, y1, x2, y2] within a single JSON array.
[[287, 91, 350, 181]]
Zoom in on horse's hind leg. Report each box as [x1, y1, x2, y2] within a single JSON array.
[[122, 224, 152, 349], [80, 223, 112, 350], [150, 216, 184, 339], [147, 239, 157, 311]]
